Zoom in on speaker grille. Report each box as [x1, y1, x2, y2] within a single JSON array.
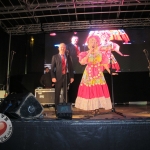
[[20, 96, 43, 118]]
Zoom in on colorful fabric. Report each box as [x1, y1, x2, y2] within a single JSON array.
[[100, 42, 120, 71], [75, 51, 112, 110]]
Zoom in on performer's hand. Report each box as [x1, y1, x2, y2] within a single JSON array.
[[52, 78, 57, 82], [88, 48, 94, 54], [70, 78, 74, 83]]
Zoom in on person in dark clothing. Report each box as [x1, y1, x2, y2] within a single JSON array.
[[40, 67, 53, 88]]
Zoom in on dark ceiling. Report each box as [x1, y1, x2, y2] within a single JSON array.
[[0, 0, 150, 35]]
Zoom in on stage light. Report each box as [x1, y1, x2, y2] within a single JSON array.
[[54, 44, 59, 47], [30, 36, 34, 46], [50, 33, 56, 36], [31, 37, 34, 41]]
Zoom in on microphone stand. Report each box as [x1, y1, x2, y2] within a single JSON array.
[[110, 53, 126, 118], [6, 51, 16, 96], [143, 49, 150, 77], [65, 55, 68, 103], [63, 52, 69, 103]]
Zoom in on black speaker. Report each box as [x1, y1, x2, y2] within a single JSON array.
[[0, 92, 43, 119], [56, 103, 72, 119]]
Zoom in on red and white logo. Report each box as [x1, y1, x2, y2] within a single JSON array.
[[0, 113, 13, 143]]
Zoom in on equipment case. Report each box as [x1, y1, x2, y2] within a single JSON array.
[[35, 88, 63, 105]]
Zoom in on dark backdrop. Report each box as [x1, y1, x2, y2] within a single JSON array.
[[0, 28, 9, 90], [0, 30, 45, 94]]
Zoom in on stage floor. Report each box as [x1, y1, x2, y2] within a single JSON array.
[[42, 104, 150, 120], [2, 104, 150, 150]]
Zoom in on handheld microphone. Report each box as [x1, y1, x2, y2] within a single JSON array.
[[66, 50, 69, 56]]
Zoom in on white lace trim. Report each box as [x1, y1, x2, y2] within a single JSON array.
[[75, 96, 112, 110]]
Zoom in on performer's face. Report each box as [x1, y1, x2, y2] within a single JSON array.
[[88, 37, 99, 50], [71, 36, 78, 45], [58, 43, 66, 55]]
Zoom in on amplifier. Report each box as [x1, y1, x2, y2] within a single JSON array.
[[35, 88, 63, 105]]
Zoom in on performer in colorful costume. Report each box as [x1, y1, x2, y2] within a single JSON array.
[[75, 35, 117, 115]]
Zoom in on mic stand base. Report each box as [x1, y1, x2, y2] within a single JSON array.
[[111, 107, 126, 118]]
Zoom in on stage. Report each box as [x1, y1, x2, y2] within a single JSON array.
[[43, 104, 150, 120], [1, 104, 150, 150]]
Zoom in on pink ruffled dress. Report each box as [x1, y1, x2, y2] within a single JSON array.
[[75, 50, 112, 110]]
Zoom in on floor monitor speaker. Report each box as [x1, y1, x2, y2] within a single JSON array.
[[0, 92, 43, 119], [56, 103, 72, 119]]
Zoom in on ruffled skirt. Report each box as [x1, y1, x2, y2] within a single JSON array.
[[75, 84, 112, 110]]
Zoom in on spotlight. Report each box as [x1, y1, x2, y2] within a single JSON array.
[[31, 37, 34, 41], [50, 33, 56, 36]]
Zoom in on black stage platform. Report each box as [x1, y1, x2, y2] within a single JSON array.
[[1, 105, 150, 150]]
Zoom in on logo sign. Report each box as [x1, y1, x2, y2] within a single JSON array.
[[0, 113, 13, 143]]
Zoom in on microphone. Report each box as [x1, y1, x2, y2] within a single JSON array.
[[66, 50, 69, 56], [90, 46, 94, 52]]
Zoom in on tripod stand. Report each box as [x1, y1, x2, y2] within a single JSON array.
[[109, 55, 126, 118]]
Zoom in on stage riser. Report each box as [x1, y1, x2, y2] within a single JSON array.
[[1, 120, 150, 150]]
